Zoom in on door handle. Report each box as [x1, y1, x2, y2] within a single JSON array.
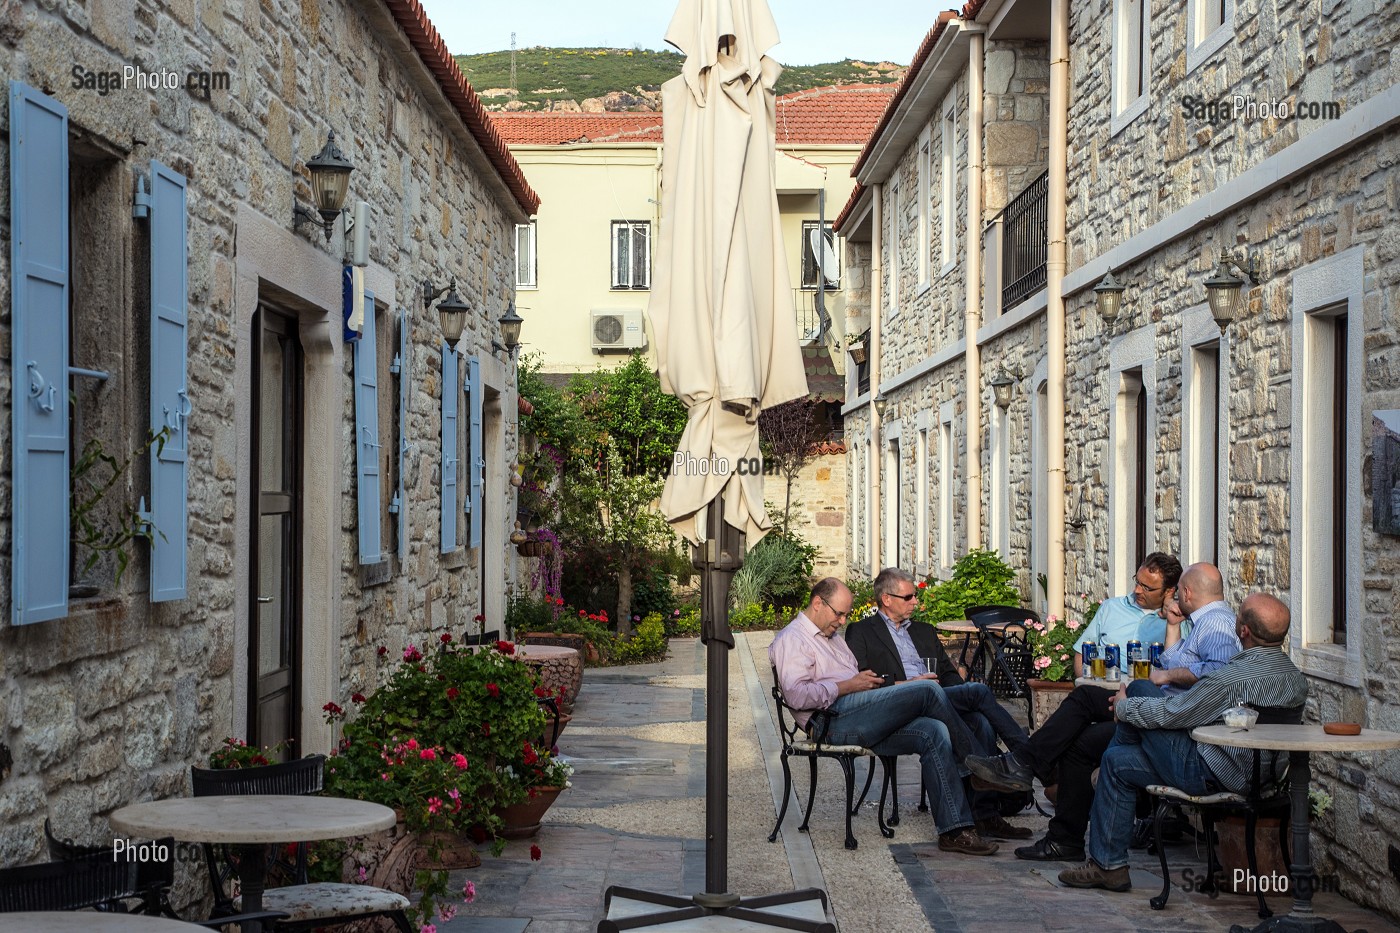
[[257, 596, 274, 604]]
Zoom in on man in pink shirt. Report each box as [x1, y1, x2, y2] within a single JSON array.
[[769, 577, 998, 856]]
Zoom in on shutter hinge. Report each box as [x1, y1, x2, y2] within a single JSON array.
[[389, 494, 401, 516], [390, 352, 402, 375], [132, 173, 151, 221]]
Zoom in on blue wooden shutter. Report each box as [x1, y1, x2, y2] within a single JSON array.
[[354, 291, 382, 564], [467, 357, 484, 549], [149, 160, 190, 601], [440, 344, 458, 553], [391, 308, 409, 559], [9, 81, 70, 625]]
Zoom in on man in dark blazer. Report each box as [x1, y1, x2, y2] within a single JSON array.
[[845, 568, 1033, 839]]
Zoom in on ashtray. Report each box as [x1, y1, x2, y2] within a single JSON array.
[[1323, 722, 1361, 736]]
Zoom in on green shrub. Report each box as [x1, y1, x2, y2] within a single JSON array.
[[730, 533, 814, 610], [916, 548, 1020, 625], [669, 607, 701, 637], [611, 613, 668, 664], [846, 575, 874, 612], [505, 592, 556, 636]]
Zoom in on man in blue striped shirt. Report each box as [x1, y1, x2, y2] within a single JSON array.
[[1059, 593, 1308, 892], [1141, 562, 1241, 693]]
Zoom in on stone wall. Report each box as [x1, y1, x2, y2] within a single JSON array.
[[983, 40, 1050, 217], [764, 449, 848, 581], [0, 0, 522, 863]]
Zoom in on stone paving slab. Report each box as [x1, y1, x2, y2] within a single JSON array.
[[440, 635, 1400, 933]]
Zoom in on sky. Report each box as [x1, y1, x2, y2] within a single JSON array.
[[416, 0, 941, 66]]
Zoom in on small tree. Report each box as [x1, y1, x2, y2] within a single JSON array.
[[758, 397, 826, 535]]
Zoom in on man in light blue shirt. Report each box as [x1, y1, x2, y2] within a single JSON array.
[[1072, 575, 1170, 677]]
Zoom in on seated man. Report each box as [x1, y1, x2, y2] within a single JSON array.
[[1059, 592, 1308, 892], [963, 552, 1183, 860], [1136, 561, 1243, 694], [845, 568, 1032, 839], [769, 577, 999, 856]]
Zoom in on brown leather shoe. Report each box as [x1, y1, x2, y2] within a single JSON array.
[[937, 828, 999, 856], [1058, 860, 1131, 892], [976, 814, 1034, 839]]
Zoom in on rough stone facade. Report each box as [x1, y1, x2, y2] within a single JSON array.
[[844, 0, 1400, 920], [764, 449, 848, 581], [0, 0, 529, 865]]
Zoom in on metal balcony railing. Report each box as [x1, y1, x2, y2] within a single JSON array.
[[1001, 170, 1048, 311], [792, 288, 832, 344]]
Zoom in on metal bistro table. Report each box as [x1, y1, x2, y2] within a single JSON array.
[[1, 913, 213, 931], [1191, 724, 1400, 933], [109, 795, 396, 933]]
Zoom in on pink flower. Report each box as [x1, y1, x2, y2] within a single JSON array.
[[427, 797, 444, 815], [437, 904, 458, 923], [420, 748, 437, 761], [357, 866, 368, 883], [404, 645, 423, 662], [404, 738, 420, 751], [448, 788, 461, 801], [463, 881, 477, 903], [451, 753, 468, 770], [1066, 620, 1081, 631], [1034, 656, 1052, 670], [380, 772, 391, 781], [420, 925, 436, 933]]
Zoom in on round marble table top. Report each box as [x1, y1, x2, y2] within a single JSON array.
[[937, 621, 1027, 635], [1193, 724, 1400, 752], [1, 912, 210, 931], [109, 795, 395, 844]]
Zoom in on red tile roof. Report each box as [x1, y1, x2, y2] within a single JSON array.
[[492, 83, 896, 148], [382, 0, 540, 216], [774, 84, 897, 145], [491, 112, 665, 146]]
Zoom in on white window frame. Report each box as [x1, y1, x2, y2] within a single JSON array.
[[990, 403, 1010, 562], [883, 428, 901, 569], [851, 429, 864, 572], [938, 400, 955, 573], [915, 412, 930, 574], [862, 431, 873, 571], [610, 220, 651, 290], [1181, 307, 1228, 567], [1110, 0, 1151, 135], [1106, 324, 1157, 588], [917, 127, 931, 290], [939, 98, 957, 274], [1186, 0, 1233, 75], [1289, 246, 1363, 687], [515, 221, 537, 289]]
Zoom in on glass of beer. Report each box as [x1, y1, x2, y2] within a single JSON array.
[[1132, 659, 1152, 680], [1090, 656, 1108, 679]]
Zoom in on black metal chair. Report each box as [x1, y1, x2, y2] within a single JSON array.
[[44, 817, 180, 918], [767, 667, 895, 850], [965, 605, 1037, 721], [191, 755, 413, 933], [1, 848, 285, 928], [1145, 704, 1304, 919]]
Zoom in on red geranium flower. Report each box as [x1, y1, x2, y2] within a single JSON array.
[[529, 845, 542, 861], [446, 687, 459, 700], [376, 646, 388, 656], [440, 632, 453, 644], [486, 683, 500, 698], [351, 692, 366, 704], [496, 640, 515, 655], [474, 613, 486, 623]]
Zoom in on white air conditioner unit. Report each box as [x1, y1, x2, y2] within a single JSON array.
[[591, 309, 648, 351]]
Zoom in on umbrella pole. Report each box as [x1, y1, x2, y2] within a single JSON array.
[[598, 498, 835, 933]]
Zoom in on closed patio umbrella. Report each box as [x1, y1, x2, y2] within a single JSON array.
[[599, 1, 829, 931]]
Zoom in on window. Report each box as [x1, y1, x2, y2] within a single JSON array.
[[916, 425, 929, 568], [1290, 247, 1362, 686], [940, 100, 957, 270], [1111, 0, 1150, 128], [938, 405, 954, 570], [990, 406, 1009, 561], [917, 127, 931, 287], [611, 220, 650, 290], [1186, 0, 1232, 73], [852, 434, 864, 571], [1030, 377, 1049, 614], [801, 221, 839, 289], [883, 436, 900, 568], [1111, 368, 1149, 581], [515, 222, 537, 288], [1183, 338, 1222, 566]]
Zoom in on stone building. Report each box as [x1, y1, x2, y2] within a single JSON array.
[[837, 0, 1400, 916], [0, 0, 537, 861]]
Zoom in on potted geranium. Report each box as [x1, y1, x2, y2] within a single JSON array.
[[1023, 614, 1082, 728], [494, 744, 574, 839]]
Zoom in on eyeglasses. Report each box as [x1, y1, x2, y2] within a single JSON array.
[[888, 592, 917, 602], [1131, 575, 1166, 594], [821, 598, 851, 620]]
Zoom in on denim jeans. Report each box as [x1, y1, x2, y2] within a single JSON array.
[[1087, 727, 1219, 870], [823, 681, 975, 835], [944, 682, 1029, 753]]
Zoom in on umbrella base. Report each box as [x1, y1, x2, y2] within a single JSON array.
[[599, 886, 834, 932]]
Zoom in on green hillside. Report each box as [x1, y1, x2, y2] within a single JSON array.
[[457, 47, 904, 111]]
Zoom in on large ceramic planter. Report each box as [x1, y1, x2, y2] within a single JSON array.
[[494, 785, 565, 839], [1026, 678, 1075, 729], [1215, 814, 1289, 892]]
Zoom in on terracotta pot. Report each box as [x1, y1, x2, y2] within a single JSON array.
[[415, 830, 482, 870], [1215, 814, 1290, 893], [540, 710, 573, 748], [493, 785, 565, 839], [1026, 678, 1076, 729]]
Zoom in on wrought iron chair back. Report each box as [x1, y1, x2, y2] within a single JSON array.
[[0, 852, 139, 913], [966, 606, 1037, 718], [44, 818, 178, 917]]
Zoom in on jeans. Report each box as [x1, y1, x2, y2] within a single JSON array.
[[1087, 727, 1219, 870], [945, 682, 1029, 753], [823, 681, 975, 835]]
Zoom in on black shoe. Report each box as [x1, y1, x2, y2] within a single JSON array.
[[1014, 836, 1086, 862], [977, 815, 1034, 839], [965, 752, 1033, 793]]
